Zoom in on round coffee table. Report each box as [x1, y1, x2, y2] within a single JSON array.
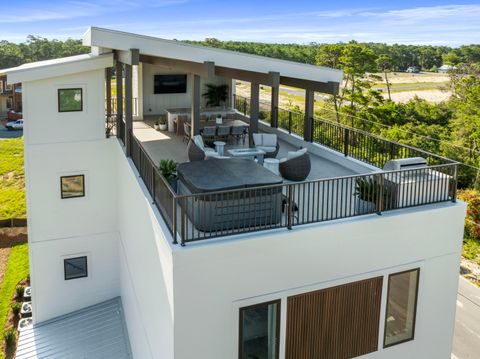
[[263, 158, 280, 175], [214, 141, 226, 156]]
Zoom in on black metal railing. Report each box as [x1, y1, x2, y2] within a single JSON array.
[[127, 130, 457, 246], [233, 95, 455, 168]]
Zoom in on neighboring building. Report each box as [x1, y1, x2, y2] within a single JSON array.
[[0, 74, 22, 118], [3, 27, 466, 359]]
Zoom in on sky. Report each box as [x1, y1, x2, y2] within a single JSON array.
[[1, 0, 480, 46]]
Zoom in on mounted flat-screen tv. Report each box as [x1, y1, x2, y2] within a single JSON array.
[[154, 74, 187, 94]]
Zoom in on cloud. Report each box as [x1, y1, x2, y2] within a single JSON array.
[[0, 0, 187, 23]]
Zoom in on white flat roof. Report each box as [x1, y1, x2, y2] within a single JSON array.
[[1, 53, 113, 84], [83, 27, 343, 84]]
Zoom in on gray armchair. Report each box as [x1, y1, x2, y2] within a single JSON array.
[[252, 133, 279, 158], [187, 135, 221, 161]]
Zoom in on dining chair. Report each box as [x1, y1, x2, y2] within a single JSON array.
[[216, 125, 231, 141], [231, 125, 247, 144], [201, 126, 217, 140], [183, 122, 192, 142]]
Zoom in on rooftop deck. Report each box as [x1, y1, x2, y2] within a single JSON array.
[[134, 118, 358, 180], [125, 112, 458, 246]]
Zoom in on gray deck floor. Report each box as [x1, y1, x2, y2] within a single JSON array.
[[133, 120, 367, 242], [16, 298, 132, 359], [134, 120, 355, 180]]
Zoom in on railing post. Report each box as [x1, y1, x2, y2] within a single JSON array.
[[287, 185, 293, 229], [452, 164, 458, 203], [377, 172, 385, 215], [288, 112, 292, 134], [389, 142, 395, 160], [344, 128, 350, 157], [152, 166, 156, 204], [243, 98, 247, 115], [172, 197, 178, 244], [180, 197, 186, 246]]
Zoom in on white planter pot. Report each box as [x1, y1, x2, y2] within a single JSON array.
[[159, 124, 168, 131], [154, 124, 160, 130]]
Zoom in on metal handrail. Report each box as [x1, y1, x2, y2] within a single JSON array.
[[126, 104, 458, 246]]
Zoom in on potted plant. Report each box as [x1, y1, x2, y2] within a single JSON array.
[[159, 117, 168, 131], [354, 177, 392, 214], [202, 84, 229, 107], [159, 159, 177, 191], [154, 121, 160, 131]]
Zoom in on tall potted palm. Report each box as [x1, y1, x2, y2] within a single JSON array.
[[202, 84, 229, 107]]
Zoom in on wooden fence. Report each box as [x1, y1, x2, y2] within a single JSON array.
[[0, 218, 27, 228]]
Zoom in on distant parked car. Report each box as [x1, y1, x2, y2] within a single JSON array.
[[5, 119, 23, 131], [406, 66, 420, 73]]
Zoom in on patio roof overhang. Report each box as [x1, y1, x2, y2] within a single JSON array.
[[84, 27, 343, 95]]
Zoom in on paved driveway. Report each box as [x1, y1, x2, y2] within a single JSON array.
[[452, 277, 480, 358]]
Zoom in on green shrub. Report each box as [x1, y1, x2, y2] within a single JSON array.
[[11, 302, 21, 317], [3, 329, 15, 347], [15, 286, 25, 301], [159, 160, 177, 182]]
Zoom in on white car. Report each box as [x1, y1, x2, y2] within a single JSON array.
[[5, 119, 23, 131]]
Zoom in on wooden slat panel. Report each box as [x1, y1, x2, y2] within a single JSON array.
[[286, 276, 383, 359]]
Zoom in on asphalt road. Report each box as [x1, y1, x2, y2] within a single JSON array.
[[0, 128, 23, 138], [452, 277, 480, 359]]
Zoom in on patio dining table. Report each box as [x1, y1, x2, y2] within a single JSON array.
[[165, 107, 238, 133]]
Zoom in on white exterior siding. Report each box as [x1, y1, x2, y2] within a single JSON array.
[[116, 143, 175, 359], [141, 63, 232, 116], [172, 202, 465, 359]]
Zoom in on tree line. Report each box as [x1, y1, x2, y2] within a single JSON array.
[[189, 38, 480, 71], [1, 36, 479, 188], [0, 36, 88, 69]]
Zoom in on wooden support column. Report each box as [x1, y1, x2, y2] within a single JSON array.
[[106, 67, 112, 118], [249, 82, 260, 147], [125, 64, 133, 156], [269, 71, 280, 128], [191, 74, 201, 136], [115, 61, 123, 141], [304, 89, 314, 142], [271, 85, 279, 128]]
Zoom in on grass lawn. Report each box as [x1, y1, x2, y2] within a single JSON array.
[[0, 242, 29, 358], [0, 138, 26, 219]]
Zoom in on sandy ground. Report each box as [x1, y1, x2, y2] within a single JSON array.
[[374, 71, 449, 84], [386, 89, 452, 103]]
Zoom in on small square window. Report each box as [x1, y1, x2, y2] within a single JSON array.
[[64, 256, 88, 280], [58, 88, 83, 112], [60, 175, 85, 199]]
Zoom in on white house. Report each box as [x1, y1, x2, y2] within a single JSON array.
[[2, 27, 466, 359]]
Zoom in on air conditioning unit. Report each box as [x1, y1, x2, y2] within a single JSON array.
[[382, 157, 451, 208], [383, 157, 427, 171]]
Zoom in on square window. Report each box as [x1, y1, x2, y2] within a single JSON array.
[[384, 268, 420, 348], [64, 256, 88, 280], [58, 88, 83, 112], [60, 175, 85, 199]]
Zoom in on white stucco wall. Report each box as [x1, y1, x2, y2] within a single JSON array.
[[22, 69, 106, 145], [22, 69, 121, 323], [171, 202, 466, 359], [142, 63, 231, 116], [116, 144, 175, 359]]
